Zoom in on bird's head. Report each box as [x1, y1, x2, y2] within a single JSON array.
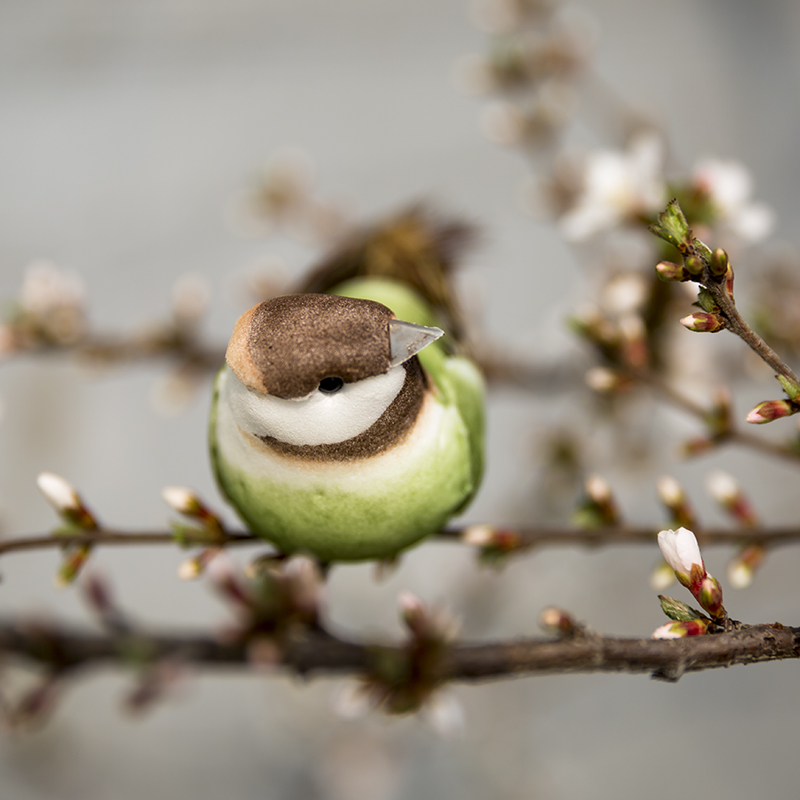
[[223, 293, 443, 457]]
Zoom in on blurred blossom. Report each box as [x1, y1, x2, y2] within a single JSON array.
[[600, 271, 648, 317], [480, 101, 527, 145], [20, 260, 85, 316], [17, 260, 87, 345], [171, 273, 211, 329], [559, 133, 667, 240], [649, 560, 676, 592], [705, 470, 739, 506], [691, 158, 774, 242]]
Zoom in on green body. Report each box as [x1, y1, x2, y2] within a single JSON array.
[[209, 277, 484, 561]]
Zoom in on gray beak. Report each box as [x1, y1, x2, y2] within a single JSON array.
[[388, 319, 444, 368]]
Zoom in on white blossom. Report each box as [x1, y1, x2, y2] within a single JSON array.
[[691, 158, 774, 242], [20, 260, 85, 316], [705, 470, 739, 505], [560, 132, 666, 240], [657, 527, 704, 576], [656, 475, 683, 507]]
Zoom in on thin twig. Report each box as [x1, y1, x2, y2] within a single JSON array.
[[3, 524, 800, 561], [707, 279, 800, 387]]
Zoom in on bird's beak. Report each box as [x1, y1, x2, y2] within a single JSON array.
[[388, 319, 444, 368]]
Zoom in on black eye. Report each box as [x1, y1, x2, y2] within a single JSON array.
[[318, 376, 344, 394]]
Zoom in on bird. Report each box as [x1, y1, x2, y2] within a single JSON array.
[[209, 211, 484, 562]]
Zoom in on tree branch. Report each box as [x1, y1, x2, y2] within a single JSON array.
[[1, 618, 797, 685], [3, 523, 800, 563]]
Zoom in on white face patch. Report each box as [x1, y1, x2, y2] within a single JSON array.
[[223, 365, 407, 446]]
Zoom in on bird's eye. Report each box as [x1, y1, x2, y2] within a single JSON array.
[[318, 376, 344, 395]]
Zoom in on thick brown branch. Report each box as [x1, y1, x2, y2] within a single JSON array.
[[0, 619, 797, 684]]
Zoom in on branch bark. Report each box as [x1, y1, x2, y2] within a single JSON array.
[[1, 618, 797, 685]]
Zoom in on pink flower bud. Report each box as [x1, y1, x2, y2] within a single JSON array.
[[746, 399, 795, 424], [652, 619, 711, 639], [680, 312, 725, 333]]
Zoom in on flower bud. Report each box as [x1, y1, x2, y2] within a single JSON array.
[[727, 543, 765, 589], [697, 575, 725, 619], [162, 486, 224, 537], [656, 261, 690, 282], [652, 619, 711, 639], [37, 472, 97, 529], [706, 470, 758, 526], [746, 399, 795, 424], [585, 366, 625, 393], [162, 486, 201, 515], [462, 524, 495, 547], [657, 527, 705, 586], [683, 255, 705, 276], [575, 475, 620, 527], [709, 247, 729, 277], [680, 312, 725, 333], [539, 606, 578, 637], [656, 475, 696, 529]]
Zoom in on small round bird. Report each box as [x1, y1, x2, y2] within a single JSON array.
[[209, 277, 484, 562]]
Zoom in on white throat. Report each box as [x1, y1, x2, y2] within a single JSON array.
[[222, 365, 407, 446]]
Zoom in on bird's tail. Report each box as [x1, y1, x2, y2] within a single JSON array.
[[295, 204, 478, 349]]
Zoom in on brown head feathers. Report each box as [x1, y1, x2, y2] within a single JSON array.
[[225, 294, 395, 399]]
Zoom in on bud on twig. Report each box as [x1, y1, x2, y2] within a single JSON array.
[[657, 527, 704, 590], [574, 474, 620, 528], [539, 606, 579, 638], [656, 475, 696, 530], [651, 619, 711, 639], [746, 399, 796, 424], [683, 255, 705, 276], [680, 312, 725, 333], [655, 261, 690, 282], [656, 527, 727, 621], [709, 247, 729, 278], [36, 472, 97, 530], [162, 486, 225, 539], [698, 575, 725, 619], [706, 471, 758, 526], [727, 544, 766, 589]]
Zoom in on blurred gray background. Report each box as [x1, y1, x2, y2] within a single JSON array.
[[3, 1, 800, 798]]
